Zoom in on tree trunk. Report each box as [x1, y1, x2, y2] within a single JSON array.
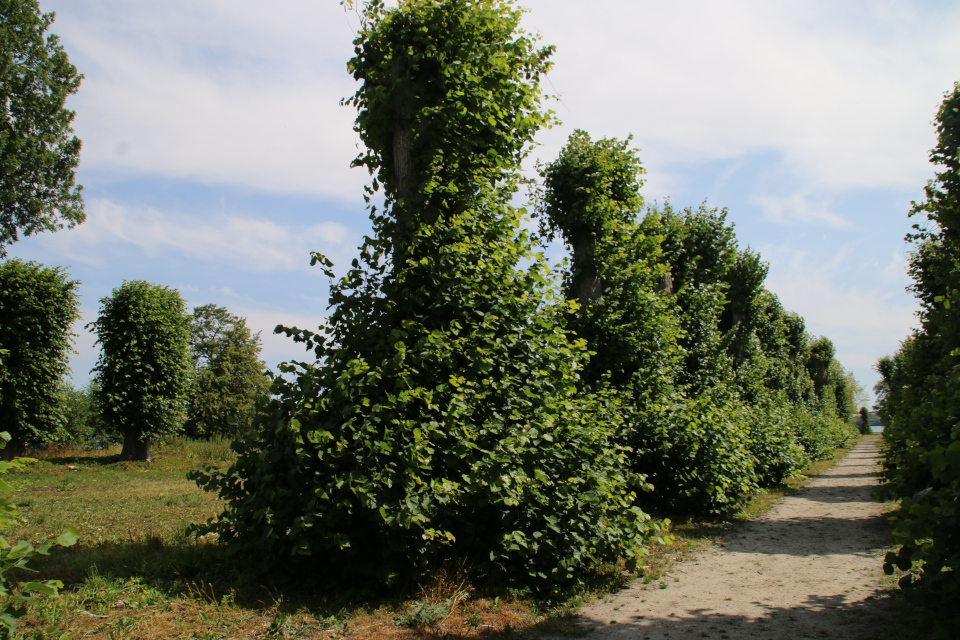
[[656, 272, 674, 294], [0, 436, 25, 461], [572, 234, 601, 312], [391, 57, 421, 251], [119, 431, 152, 462]]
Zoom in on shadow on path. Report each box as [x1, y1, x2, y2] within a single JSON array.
[[569, 591, 893, 640]]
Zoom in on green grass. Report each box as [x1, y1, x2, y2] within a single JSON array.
[[3, 439, 571, 639]]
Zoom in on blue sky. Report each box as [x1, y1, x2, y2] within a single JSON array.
[[10, 0, 960, 404]]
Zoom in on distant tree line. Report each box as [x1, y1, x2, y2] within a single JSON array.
[[0, 268, 271, 461]]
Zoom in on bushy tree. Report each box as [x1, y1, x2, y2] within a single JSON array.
[[88, 281, 191, 461], [185, 304, 270, 439], [0, 259, 78, 457], [193, 0, 659, 595], [879, 82, 960, 631], [858, 406, 871, 435], [0, 0, 84, 255]]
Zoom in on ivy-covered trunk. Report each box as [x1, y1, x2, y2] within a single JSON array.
[[571, 233, 601, 310]]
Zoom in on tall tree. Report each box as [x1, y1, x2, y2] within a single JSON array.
[[0, 259, 78, 457], [88, 281, 191, 461], [194, 0, 656, 593], [185, 304, 269, 439], [879, 83, 960, 630], [0, 0, 84, 255]]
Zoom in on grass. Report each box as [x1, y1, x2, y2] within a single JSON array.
[[3, 435, 877, 639], [3, 439, 587, 639]]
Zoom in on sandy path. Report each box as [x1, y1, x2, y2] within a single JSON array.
[[554, 437, 892, 639]]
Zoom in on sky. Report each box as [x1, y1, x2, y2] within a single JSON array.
[[10, 0, 960, 404]]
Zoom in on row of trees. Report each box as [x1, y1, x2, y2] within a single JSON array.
[[192, 0, 860, 596], [876, 82, 960, 632], [0, 265, 269, 460]]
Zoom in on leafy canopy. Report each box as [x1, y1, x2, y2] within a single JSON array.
[[185, 304, 270, 439], [0, 0, 84, 255], [88, 281, 191, 453], [0, 258, 79, 453]]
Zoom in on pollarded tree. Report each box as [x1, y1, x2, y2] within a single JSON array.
[[194, 0, 659, 594], [88, 281, 190, 461], [0, 0, 84, 255], [538, 130, 648, 311], [537, 130, 677, 390], [858, 406, 871, 435], [0, 259, 78, 457], [185, 304, 270, 439]]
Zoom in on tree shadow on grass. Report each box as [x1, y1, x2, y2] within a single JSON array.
[[27, 534, 439, 622]]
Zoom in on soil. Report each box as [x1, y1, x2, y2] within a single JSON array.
[[553, 436, 893, 640]]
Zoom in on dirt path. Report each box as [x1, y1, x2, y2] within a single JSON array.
[[555, 436, 892, 639]]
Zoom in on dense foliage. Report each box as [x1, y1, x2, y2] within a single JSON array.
[[193, 0, 663, 595], [190, 0, 861, 595], [0, 258, 79, 457], [538, 132, 857, 517], [185, 304, 270, 439], [0, 0, 84, 255], [878, 82, 960, 631], [88, 280, 191, 462]]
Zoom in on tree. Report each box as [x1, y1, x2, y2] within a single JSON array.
[[0, 259, 78, 458], [858, 406, 871, 435], [88, 281, 191, 461], [193, 0, 658, 594], [185, 304, 270, 439], [0, 0, 84, 255], [879, 83, 960, 631], [537, 129, 647, 311]]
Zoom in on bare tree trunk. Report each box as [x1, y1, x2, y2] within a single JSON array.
[[119, 431, 151, 462]]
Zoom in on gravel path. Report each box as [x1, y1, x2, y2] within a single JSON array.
[[555, 436, 892, 640]]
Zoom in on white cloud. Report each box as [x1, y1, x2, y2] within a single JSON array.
[[37, 197, 355, 274], [228, 307, 328, 371], [522, 0, 960, 192], [38, 0, 960, 201], [751, 193, 852, 229], [763, 242, 919, 400], [47, 0, 367, 199]]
